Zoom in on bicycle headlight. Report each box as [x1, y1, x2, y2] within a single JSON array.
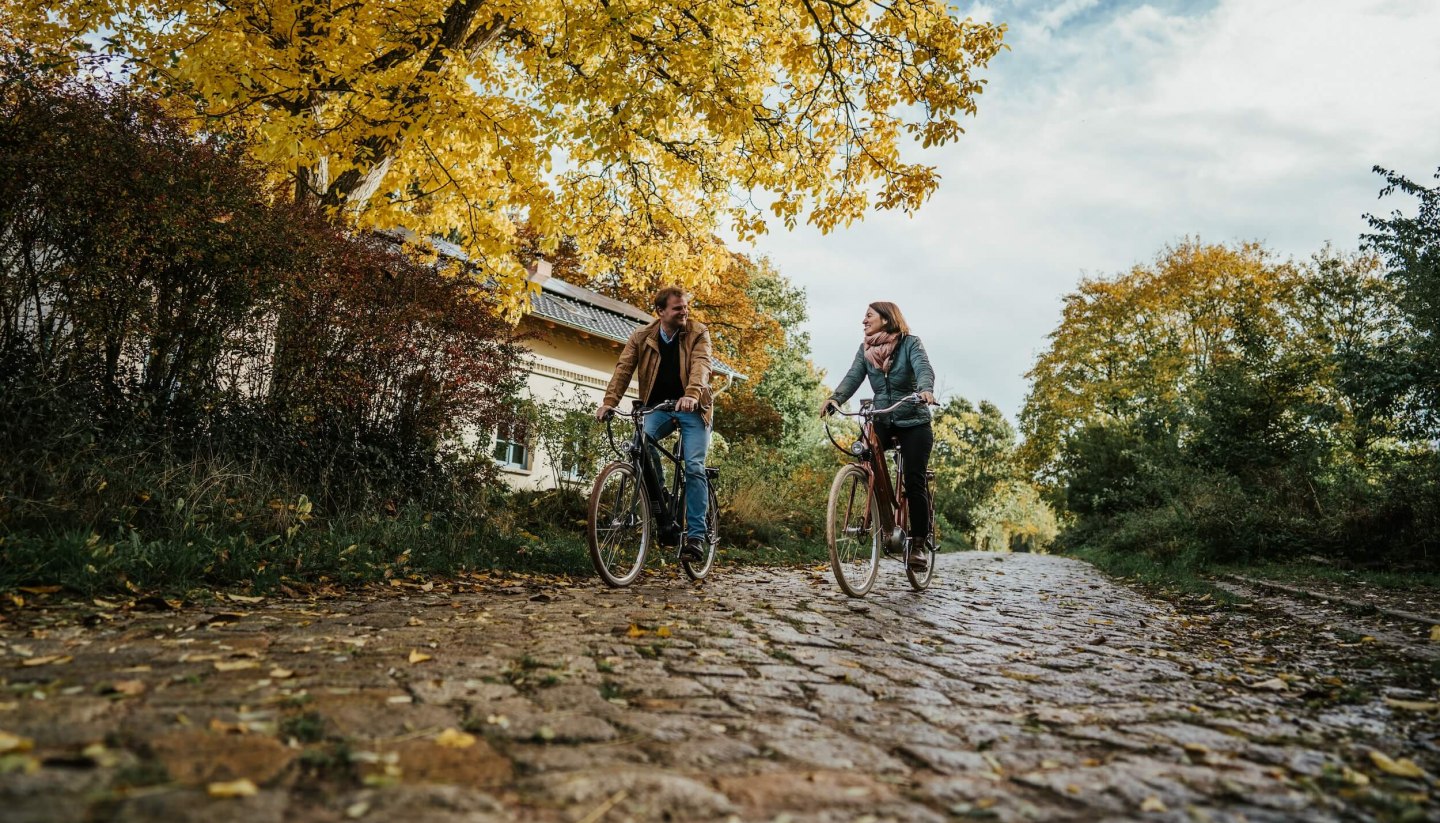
[[849, 440, 867, 456]]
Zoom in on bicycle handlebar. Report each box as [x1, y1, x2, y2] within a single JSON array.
[[826, 393, 929, 418], [601, 399, 676, 422]]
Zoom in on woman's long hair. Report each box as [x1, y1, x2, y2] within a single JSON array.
[[868, 301, 910, 335]]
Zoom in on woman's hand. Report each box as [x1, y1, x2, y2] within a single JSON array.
[[919, 391, 938, 406], [819, 398, 839, 417]]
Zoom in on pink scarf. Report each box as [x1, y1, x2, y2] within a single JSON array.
[[863, 331, 899, 372]]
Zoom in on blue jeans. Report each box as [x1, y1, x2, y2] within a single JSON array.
[[643, 409, 710, 539]]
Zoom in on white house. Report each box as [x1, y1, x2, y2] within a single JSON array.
[[495, 260, 742, 489]]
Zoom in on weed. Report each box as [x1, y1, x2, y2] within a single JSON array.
[[281, 711, 326, 743]]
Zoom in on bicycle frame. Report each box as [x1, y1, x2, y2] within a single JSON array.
[[603, 401, 696, 540], [825, 396, 918, 553]]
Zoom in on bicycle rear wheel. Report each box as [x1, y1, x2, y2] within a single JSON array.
[[682, 483, 719, 581], [588, 462, 652, 587], [827, 463, 879, 597]]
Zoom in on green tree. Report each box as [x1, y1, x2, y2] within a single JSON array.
[[1364, 166, 1440, 434], [931, 397, 1016, 533]]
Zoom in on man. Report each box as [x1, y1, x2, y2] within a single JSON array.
[[596, 287, 714, 562]]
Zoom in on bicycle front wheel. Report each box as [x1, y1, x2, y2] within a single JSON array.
[[827, 463, 879, 597], [682, 483, 719, 581], [588, 462, 652, 587]]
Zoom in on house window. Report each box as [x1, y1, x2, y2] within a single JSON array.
[[493, 422, 530, 470]]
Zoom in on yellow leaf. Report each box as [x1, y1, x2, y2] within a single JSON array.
[[1384, 698, 1440, 712], [22, 655, 72, 667], [626, 624, 647, 638], [110, 679, 147, 696], [213, 660, 261, 672], [656, 626, 672, 638], [17, 586, 61, 594], [1369, 750, 1427, 779], [1140, 797, 1167, 812], [1248, 677, 1288, 691], [227, 593, 264, 604], [999, 669, 1043, 683], [434, 728, 476, 749], [1430, 625, 1440, 642], [269, 668, 294, 679], [0, 731, 34, 754], [206, 779, 258, 798], [408, 650, 432, 664]]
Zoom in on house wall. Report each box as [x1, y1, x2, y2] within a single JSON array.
[[499, 319, 640, 490]]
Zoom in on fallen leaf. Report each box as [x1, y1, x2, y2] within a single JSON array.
[[110, 680, 147, 697], [21, 655, 72, 667], [213, 660, 261, 672], [1370, 750, 1427, 779], [1140, 796, 1167, 812], [1248, 677, 1288, 691], [1384, 698, 1440, 712], [17, 586, 61, 595], [1431, 625, 1440, 643], [226, 594, 264, 604], [206, 779, 258, 798], [209, 718, 247, 734], [408, 650, 432, 664], [1342, 766, 1371, 786], [656, 626, 672, 638], [999, 669, 1043, 683], [0, 732, 34, 754], [269, 668, 294, 679], [626, 624, 647, 638], [434, 728, 476, 749]]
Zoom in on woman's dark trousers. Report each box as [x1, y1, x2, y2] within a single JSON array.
[[875, 421, 934, 543]]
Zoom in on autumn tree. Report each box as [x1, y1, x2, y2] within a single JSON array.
[[1023, 237, 1438, 567], [8, 0, 1007, 308], [931, 397, 1015, 533], [1019, 241, 1293, 483]]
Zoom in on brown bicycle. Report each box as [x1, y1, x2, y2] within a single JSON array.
[[823, 393, 937, 597]]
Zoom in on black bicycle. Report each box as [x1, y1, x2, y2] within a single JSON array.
[[587, 400, 719, 587]]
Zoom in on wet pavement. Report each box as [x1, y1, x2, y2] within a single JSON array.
[[2, 552, 1438, 821]]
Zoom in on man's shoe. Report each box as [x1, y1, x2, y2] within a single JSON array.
[[680, 537, 706, 563], [906, 551, 929, 572]]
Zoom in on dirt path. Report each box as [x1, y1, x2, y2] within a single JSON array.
[[2, 552, 1437, 821]]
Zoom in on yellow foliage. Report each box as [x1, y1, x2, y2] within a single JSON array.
[[8, 0, 1005, 309]]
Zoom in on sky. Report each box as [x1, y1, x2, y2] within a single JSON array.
[[739, 0, 1440, 421]]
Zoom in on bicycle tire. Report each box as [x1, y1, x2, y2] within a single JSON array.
[[682, 483, 719, 581], [588, 461, 652, 587], [827, 463, 879, 597], [904, 538, 936, 591]]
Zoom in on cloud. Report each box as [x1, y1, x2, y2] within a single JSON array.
[[741, 0, 1440, 420]]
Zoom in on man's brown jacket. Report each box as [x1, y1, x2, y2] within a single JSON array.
[[603, 319, 714, 427]]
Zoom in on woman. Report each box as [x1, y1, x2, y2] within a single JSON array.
[[821, 302, 938, 569]]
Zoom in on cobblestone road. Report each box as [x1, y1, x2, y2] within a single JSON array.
[[2, 552, 1437, 821]]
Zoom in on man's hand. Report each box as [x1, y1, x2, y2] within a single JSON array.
[[676, 396, 698, 413], [595, 404, 614, 421], [819, 398, 839, 417], [919, 391, 938, 406]]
